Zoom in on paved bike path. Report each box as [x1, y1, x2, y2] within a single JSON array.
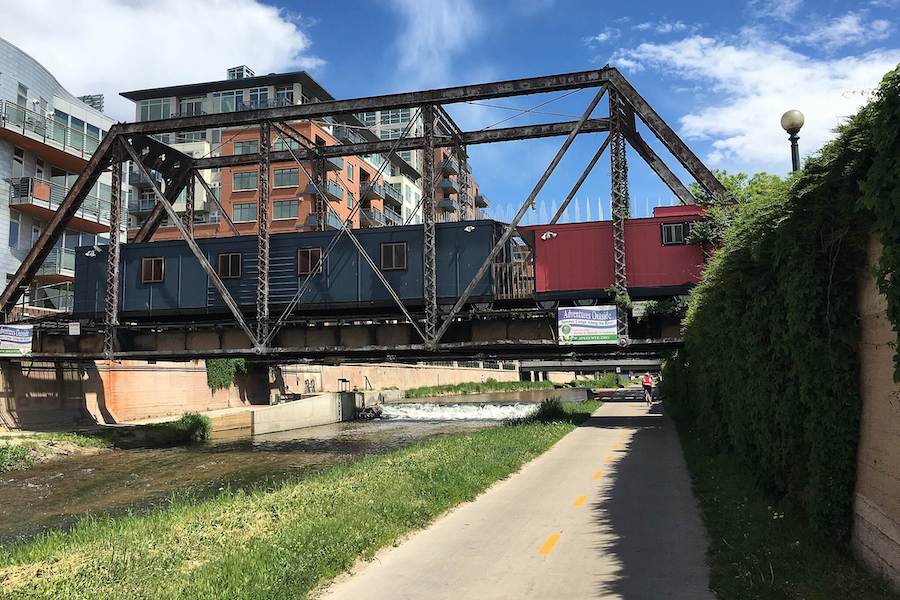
[[321, 392, 713, 599]]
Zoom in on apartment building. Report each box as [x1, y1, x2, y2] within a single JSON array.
[[119, 68, 419, 239], [358, 108, 489, 222], [0, 37, 123, 317]]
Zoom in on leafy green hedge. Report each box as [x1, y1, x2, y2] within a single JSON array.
[[206, 358, 246, 392], [662, 65, 900, 540]]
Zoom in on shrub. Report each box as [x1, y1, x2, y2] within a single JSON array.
[[532, 397, 565, 421], [206, 358, 247, 391], [0, 443, 34, 472]]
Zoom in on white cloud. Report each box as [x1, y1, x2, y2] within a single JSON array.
[[633, 20, 689, 34], [748, 0, 804, 21], [787, 12, 892, 50], [387, 0, 484, 89], [612, 35, 900, 171], [585, 28, 620, 46], [0, 0, 322, 120]]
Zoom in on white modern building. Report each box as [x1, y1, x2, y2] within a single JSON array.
[[0, 37, 124, 316]]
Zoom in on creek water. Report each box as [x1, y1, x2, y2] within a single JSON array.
[[0, 392, 572, 545]]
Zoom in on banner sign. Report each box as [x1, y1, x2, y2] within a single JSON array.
[[558, 306, 618, 345], [0, 324, 33, 355]]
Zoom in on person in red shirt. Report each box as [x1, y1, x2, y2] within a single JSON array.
[[641, 372, 653, 406]]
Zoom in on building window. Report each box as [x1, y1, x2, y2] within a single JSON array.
[[359, 112, 377, 127], [346, 163, 353, 181], [233, 140, 258, 155], [380, 242, 407, 271], [139, 98, 171, 121], [178, 96, 205, 116], [31, 226, 41, 247], [273, 200, 298, 220], [273, 168, 299, 188], [347, 191, 354, 209], [233, 203, 257, 222], [275, 85, 294, 105], [16, 83, 28, 106], [298, 247, 322, 276], [274, 137, 301, 152], [249, 87, 269, 108], [381, 108, 410, 125], [12, 147, 24, 177], [380, 128, 402, 141], [232, 171, 258, 191], [661, 222, 691, 245], [141, 257, 165, 283], [212, 90, 241, 113], [8, 213, 19, 248], [218, 253, 242, 278]]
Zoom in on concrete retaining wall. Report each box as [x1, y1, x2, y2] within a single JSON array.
[[853, 237, 900, 591], [251, 393, 355, 436]]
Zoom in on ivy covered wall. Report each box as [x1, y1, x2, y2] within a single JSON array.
[[662, 65, 900, 540]]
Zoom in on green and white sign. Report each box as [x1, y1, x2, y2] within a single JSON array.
[[558, 306, 618, 345], [0, 324, 32, 355]]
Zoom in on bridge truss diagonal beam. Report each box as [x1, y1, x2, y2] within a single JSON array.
[[120, 137, 260, 349], [432, 85, 609, 346]]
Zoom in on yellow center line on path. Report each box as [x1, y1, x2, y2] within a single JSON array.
[[574, 495, 587, 507], [613, 443, 621, 450], [604, 455, 613, 464], [538, 534, 561, 556], [593, 470, 603, 480]]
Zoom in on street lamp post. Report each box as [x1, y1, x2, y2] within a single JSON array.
[[780, 109, 805, 172]]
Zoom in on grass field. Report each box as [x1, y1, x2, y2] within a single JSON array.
[[0, 399, 599, 599]]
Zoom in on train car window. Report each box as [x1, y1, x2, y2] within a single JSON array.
[[141, 257, 164, 283], [298, 247, 323, 276], [218, 253, 242, 279], [661, 223, 686, 245], [381, 242, 407, 271]]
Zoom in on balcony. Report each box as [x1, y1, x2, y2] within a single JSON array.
[[128, 196, 157, 214], [438, 197, 460, 212], [37, 246, 76, 281], [129, 164, 163, 188], [361, 180, 385, 200], [306, 212, 346, 230], [459, 193, 473, 207], [304, 180, 344, 202], [383, 183, 402, 207], [363, 207, 386, 226], [7, 282, 74, 322], [333, 125, 366, 144], [476, 193, 490, 208], [384, 205, 402, 225], [325, 156, 344, 172], [440, 178, 460, 195], [7, 177, 122, 234], [0, 100, 101, 165], [441, 155, 460, 176]]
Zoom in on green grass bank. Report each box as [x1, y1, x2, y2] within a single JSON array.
[[403, 373, 621, 398], [0, 400, 599, 599], [678, 422, 897, 599]]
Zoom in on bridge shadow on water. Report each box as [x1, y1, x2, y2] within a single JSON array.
[[577, 395, 713, 599]]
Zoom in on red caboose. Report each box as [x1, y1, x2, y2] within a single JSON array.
[[518, 205, 706, 302]]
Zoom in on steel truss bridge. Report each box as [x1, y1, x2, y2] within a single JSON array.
[[0, 67, 724, 363]]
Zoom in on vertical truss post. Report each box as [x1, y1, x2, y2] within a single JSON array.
[[458, 147, 469, 220], [183, 172, 195, 236], [421, 105, 438, 343], [256, 121, 271, 344], [104, 146, 122, 357], [609, 88, 630, 342], [313, 151, 326, 231]]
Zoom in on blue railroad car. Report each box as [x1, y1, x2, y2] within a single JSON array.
[[73, 220, 512, 317]]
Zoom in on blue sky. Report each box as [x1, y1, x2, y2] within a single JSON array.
[[3, 0, 899, 223]]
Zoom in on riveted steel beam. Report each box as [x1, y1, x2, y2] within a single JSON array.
[[120, 69, 613, 136], [193, 119, 611, 170]]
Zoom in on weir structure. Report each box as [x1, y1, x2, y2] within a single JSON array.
[[0, 67, 725, 362]]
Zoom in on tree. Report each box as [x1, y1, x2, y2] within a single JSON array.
[[687, 170, 787, 248]]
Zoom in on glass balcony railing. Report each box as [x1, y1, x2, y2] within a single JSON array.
[[332, 124, 367, 144], [438, 197, 461, 212], [384, 183, 402, 205], [440, 178, 460, 194], [384, 206, 402, 225], [38, 246, 76, 277], [1, 100, 102, 159], [6, 177, 124, 227], [363, 207, 386, 226], [361, 180, 385, 200]]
